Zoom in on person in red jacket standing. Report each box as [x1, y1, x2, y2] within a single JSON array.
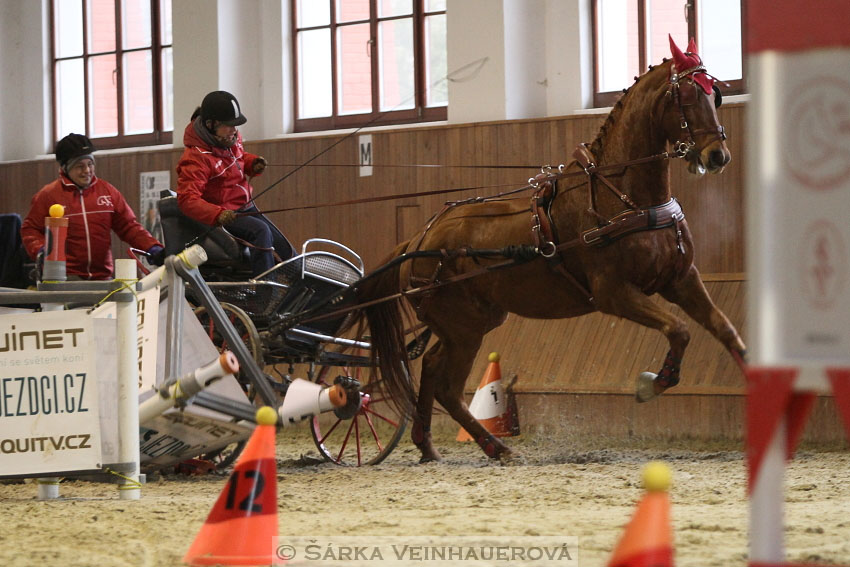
[[176, 90, 294, 277], [21, 134, 164, 280]]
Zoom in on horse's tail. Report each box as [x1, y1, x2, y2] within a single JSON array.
[[350, 241, 418, 417]]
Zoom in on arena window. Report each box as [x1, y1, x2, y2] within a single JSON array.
[[592, 0, 745, 107], [51, 0, 173, 150], [291, 0, 447, 133]]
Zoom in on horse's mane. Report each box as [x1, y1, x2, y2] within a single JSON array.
[[589, 58, 672, 160]]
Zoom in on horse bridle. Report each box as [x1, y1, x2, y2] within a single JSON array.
[[667, 56, 726, 162]]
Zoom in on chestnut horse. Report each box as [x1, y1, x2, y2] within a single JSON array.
[[355, 37, 747, 463]]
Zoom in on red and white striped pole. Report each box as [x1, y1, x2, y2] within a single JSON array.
[[746, 1, 850, 564]]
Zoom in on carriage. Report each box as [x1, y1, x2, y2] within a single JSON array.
[[156, 193, 427, 468]]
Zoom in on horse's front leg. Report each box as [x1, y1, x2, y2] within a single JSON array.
[[412, 341, 445, 463], [660, 265, 748, 368], [594, 281, 692, 402]]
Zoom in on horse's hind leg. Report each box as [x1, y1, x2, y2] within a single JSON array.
[[414, 334, 513, 462], [412, 296, 515, 461], [660, 266, 747, 367], [431, 336, 515, 462], [594, 281, 692, 402]]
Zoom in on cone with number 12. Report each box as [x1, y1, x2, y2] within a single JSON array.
[[184, 406, 281, 566], [457, 352, 521, 441]]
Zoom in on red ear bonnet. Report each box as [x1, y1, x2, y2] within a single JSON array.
[[669, 34, 714, 94]]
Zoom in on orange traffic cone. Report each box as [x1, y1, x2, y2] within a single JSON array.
[[457, 352, 521, 441], [184, 406, 281, 566], [608, 461, 674, 567]]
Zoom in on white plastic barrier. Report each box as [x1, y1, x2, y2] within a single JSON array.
[[138, 352, 240, 424], [278, 378, 347, 425]]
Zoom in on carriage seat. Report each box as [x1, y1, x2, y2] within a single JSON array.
[[157, 192, 250, 271]]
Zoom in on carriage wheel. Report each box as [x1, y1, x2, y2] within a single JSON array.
[[193, 302, 264, 469], [193, 302, 265, 398], [309, 354, 408, 466]]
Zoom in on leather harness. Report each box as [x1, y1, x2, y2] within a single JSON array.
[[527, 143, 688, 305]]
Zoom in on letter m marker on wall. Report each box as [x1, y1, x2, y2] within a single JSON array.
[[359, 135, 372, 177]]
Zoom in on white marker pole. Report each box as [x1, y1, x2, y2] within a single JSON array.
[[37, 213, 67, 500], [115, 259, 141, 500]]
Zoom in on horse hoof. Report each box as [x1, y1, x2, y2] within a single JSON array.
[[418, 450, 443, 464], [499, 451, 525, 466], [635, 372, 658, 403]]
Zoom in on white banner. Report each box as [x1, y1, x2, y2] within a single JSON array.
[[140, 170, 169, 247], [90, 285, 160, 391], [137, 286, 160, 391], [0, 311, 103, 476], [747, 49, 850, 365], [137, 297, 252, 469]]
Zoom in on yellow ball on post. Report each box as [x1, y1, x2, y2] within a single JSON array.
[[255, 406, 278, 426], [48, 204, 65, 218], [488, 352, 500, 363], [642, 461, 672, 492]]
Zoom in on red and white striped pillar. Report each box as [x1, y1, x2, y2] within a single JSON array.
[[746, 1, 850, 564]]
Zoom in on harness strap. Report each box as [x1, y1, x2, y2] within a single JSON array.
[[572, 143, 641, 223], [532, 199, 687, 306], [595, 174, 640, 211], [529, 171, 596, 305], [530, 177, 557, 256], [581, 198, 685, 247]]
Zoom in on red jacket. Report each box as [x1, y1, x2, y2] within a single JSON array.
[[21, 172, 160, 280], [176, 122, 263, 226]]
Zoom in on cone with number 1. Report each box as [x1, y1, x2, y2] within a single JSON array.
[[184, 407, 281, 566], [457, 352, 521, 441]]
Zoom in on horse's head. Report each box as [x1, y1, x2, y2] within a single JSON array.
[[658, 36, 730, 175]]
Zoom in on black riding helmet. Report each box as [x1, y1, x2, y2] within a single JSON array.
[[200, 90, 247, 126], [55, 133, 95, 168]]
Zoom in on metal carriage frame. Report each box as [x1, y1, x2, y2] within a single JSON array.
[[158, 195, 423, 468]]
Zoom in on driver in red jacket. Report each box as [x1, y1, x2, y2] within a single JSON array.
[[21, 134, 164, 280], [176, 90, 294, 277]]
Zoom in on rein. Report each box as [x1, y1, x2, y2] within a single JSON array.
[[238, 150, 680, 218], [267, 244, 540, 333], [265, 146, 694, 331]]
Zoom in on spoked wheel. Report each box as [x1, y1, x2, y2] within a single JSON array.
[[199, 440, 247, 471], [193, 302, 265, 470], [193, 302, 265, 399], [310, 353, 408, 466]]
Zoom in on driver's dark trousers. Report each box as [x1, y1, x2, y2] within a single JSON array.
[[225, 205, 295, 276]]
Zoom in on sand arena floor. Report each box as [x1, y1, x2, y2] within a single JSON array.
[[1, 428, 849, 567]]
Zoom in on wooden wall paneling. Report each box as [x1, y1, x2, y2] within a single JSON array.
[[6, 160, 57, 215], [545, 118, 566, 166], [535, 319, 573, 389], [341, 135, 364, 250], [0, 111, 746, 396], [290, 138, 327, 249]]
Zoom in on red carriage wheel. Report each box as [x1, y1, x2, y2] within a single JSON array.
[[309, 353, 408, 466]]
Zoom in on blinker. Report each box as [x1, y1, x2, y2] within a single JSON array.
[[678, 80, 698, 106]]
